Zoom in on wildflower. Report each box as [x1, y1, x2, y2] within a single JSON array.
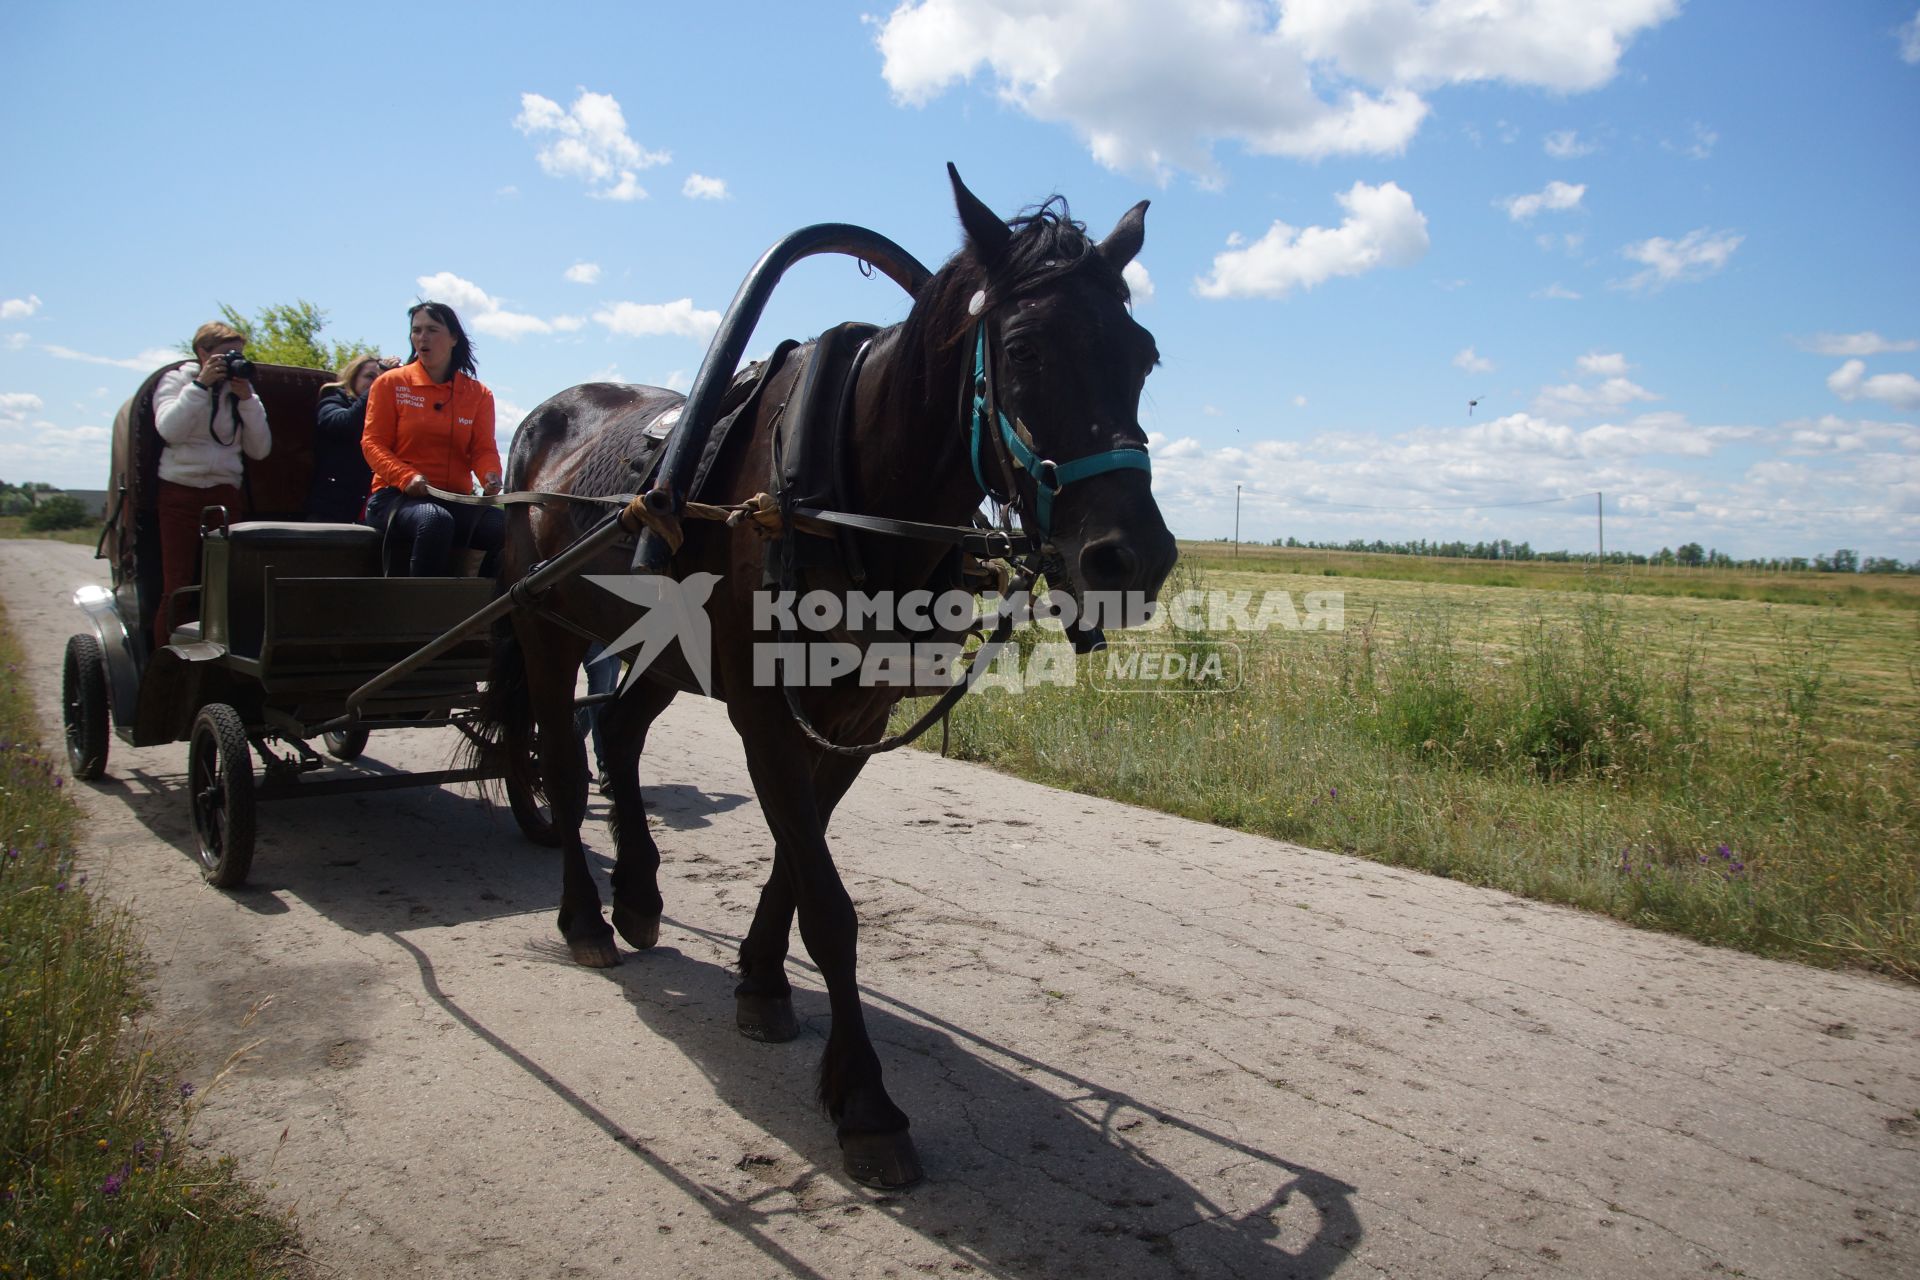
[[77, 873, 88, 886], [1717, 844, 1731, 859], [1732, 862, 1745, 873], [54, 882, 68, 893], [177, 1082, 194, 1101], [101, 1166, 127, 1197], [96, 1139, 109, 1151]]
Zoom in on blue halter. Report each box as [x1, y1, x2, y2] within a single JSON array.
[[968, 321, 1151, 539]]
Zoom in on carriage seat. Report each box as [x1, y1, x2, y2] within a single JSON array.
[[213, 521, 383, 657]]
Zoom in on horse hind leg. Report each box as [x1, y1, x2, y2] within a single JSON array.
[[599, 677, 676, 951], [522, 622, 616, 967]]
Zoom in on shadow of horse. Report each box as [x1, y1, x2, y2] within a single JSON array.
[[387, 923, 1362, 1280]]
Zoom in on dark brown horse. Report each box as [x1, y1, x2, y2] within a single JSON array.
[[475, 167, 1176, 1186]]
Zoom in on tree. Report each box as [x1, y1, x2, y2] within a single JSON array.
[[1675, 542, 1705, 567], [1830, 548, 1859, 573], [187, 300, 376, 372]]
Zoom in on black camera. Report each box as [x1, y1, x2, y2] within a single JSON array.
[[220, 350, 257, 382]]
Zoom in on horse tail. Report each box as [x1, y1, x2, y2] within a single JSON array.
[[462, 618, 535, 804]]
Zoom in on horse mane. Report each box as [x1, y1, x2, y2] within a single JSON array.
[[881, 196, 1132, 432]]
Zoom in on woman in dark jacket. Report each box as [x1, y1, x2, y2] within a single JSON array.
[[306, 353, 391, 522]]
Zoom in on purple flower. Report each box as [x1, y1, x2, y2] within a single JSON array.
[[77, 872, 88, 886], [54, 881, 67, 893], [178, 1082, 195, 1100], [101, 1166, 128, 1196], [1732, 862, 1744, 873], [1329, 787, 1338, 798], [1717, 844, 1731, 859]]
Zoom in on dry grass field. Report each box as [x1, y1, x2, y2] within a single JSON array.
[[908, 542, 1920, 979]]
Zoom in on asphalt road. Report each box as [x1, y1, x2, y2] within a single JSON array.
[[6, 538, 1917, 1279]]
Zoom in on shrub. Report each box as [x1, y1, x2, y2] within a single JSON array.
[[23, 493, 92, 531]]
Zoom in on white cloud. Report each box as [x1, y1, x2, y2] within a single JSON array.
[[1780, 414, 1920, 456], [662, 370, 693, 394], [1795, 331, 1918, 357], [1901, 9, 1920, 64], [514, 89, 669, 201], [1533, 282, 1582, 301], [4, 333, 27, 350], [1663, 121, 1718, 159], [682, 173, 729, 200], [0, 392, 44, 421], [414, 271, 577, 342], [1500, 180, 1585, 221], [1578, 352, 1629, 377], [1618, 228, 1742, 291], [1, 295, 41, 320], [42, 344, 181, 371], [1827, 359, 1920, 412], [1195, 181, 1429, 299], [1292, 395, 1308, 408], [1453, 347, 1493, 374], [591, 299, 723, 343], [1543, 129, 1595, 158], [1534, 375, 1659, 419], [874, 0, 1675, 179], [564, 262, 602, 285], [1122, 260, 1154, 303]]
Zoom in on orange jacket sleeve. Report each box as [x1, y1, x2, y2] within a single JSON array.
[[361, 372, 417, 491], [470, 387, 502, 482]]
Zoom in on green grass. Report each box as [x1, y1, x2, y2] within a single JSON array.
[[0, 516, 104, 547], [899, 558, 1920, 979], [1185, 541, 1920, 613], [0, 601, 308, 1278]]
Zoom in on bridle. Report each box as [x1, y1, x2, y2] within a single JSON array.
[[966, 316, 1152, 542]]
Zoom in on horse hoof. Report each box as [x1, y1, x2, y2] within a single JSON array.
[[736, 993, 800, 1043], [611, 905, 660, 950], [840, 1130, 922, 1188], [568, 935, 621, 968]]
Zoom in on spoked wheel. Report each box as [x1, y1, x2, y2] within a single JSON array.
[[188, 703, 256, 889], [505, 727, 561, 847], [322, 727, 370, 761], [62, 633, 110, 780]]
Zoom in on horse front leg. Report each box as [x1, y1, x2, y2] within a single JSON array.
[[735, 715, 918, 1188], [522, 624, 614, 967], [598, 676, 677, 951], [735, 750, 868, 1044]]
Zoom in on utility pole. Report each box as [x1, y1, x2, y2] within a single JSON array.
[[1234, 484, 1242, 561], [1597, 491, 1604, 564]]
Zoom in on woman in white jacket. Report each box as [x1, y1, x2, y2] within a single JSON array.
[[149, 320, 271, 649]]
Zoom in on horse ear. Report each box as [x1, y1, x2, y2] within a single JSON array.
[[949, 163, 1011, 269], [1098, 200, 1149, 271]]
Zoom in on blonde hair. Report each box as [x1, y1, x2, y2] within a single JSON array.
[[321, 352, 386, 398], [190, 321, 246, 358]]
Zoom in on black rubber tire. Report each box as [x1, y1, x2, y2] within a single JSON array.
[[188, 703, 256, 889], [322, 727, 370, 761], [505, 729, 561, 847], [62, 633, 110, 781]]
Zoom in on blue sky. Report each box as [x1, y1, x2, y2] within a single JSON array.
[[3, 1, 1917, 561]]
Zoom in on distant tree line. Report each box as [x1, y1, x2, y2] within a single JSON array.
[[1253, 535, 1917, 574]]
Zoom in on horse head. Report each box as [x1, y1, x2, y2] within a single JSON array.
[[940, 165, 1178, 634]]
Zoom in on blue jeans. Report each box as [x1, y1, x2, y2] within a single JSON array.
[[575, 642, 619, 773], [364, 488, 504, 577]]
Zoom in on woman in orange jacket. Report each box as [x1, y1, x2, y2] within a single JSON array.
[[361, 302, 506, 575]]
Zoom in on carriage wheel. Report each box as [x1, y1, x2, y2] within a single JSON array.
[[504, 729, 561, 847], [188, 703, 256, 888], [62, 633, 111, 780], [322, 727, 370, 761]]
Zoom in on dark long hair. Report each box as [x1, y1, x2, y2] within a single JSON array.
[[407, 301, 478, 378]]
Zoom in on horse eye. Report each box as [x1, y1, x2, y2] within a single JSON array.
[[1005, 340, 1040, 368]]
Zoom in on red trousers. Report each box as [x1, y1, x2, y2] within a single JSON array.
[[154, 479, 244, 650]]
